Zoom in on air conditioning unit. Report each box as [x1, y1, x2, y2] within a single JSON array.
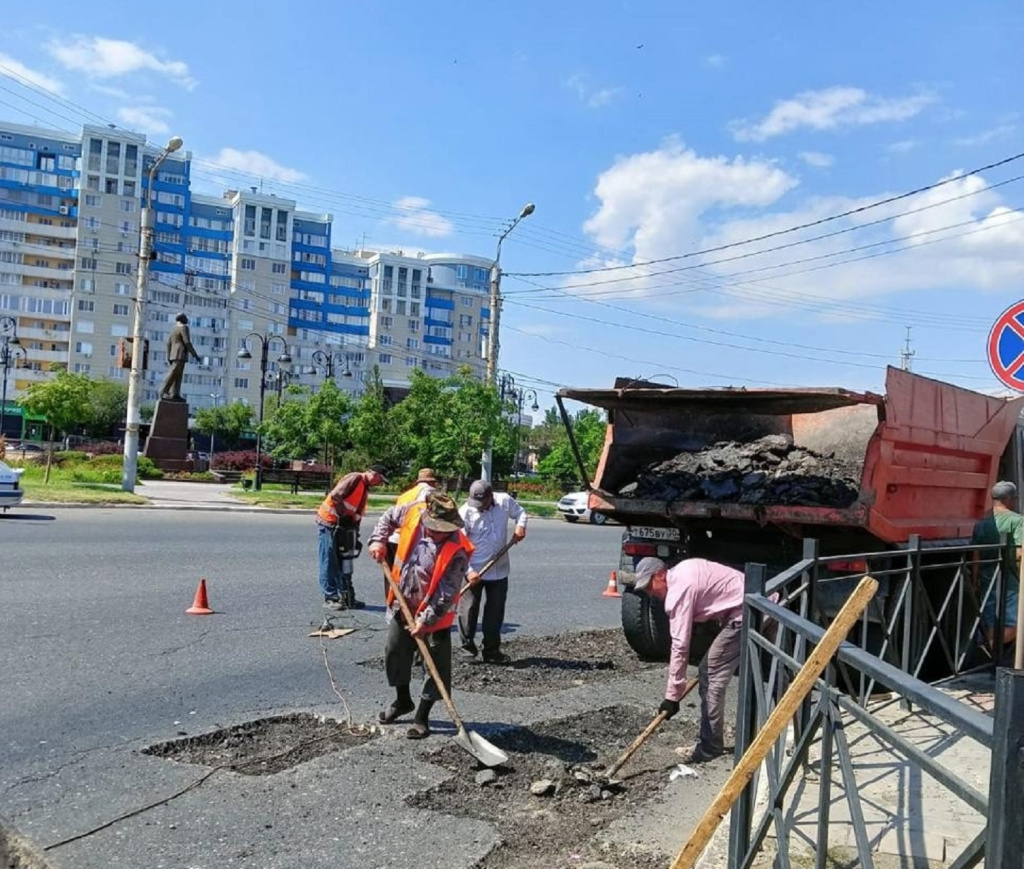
[[58, 206, 69, 215]]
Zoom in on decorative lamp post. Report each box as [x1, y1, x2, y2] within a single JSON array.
[[0, 316, 25, 438], [237, 332, 291, 491]]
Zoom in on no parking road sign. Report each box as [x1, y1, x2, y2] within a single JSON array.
[[988, 301, 1024, 391]]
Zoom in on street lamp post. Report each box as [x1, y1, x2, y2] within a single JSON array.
[[498, 372, 539, 483], [311, 348, 352, 467], [0, 316, 25, 438], [208, 392, 223, 470], [122, 135, 184, 492], [270, 368, 294, 402], [482, 202, 535, 482], [237, 332, 291, 491]]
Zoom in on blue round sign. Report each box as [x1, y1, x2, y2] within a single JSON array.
[[988, 301, 1024, 392]]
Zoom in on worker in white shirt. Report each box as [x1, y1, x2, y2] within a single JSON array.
[[458, 480, 527, 663]]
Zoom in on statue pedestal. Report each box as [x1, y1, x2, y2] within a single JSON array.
[[144, 400, 190, 472]]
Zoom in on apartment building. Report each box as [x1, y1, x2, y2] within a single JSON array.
[[0, 122, 81, 394], [0, 118, 494, 421]]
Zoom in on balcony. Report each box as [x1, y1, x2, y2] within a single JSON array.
[[17, 326, 71, 342], [19, 263, 75, 283]]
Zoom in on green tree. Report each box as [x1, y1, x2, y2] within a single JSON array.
[[537, 408, 606, 488], [193, 401, 254, 452], [18, 371, 94, 483], [348, 366, 406, 472], [260, 379, 354, 466], [85, 379, 128, 439]]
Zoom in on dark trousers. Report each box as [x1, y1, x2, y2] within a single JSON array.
[[384, 618, 451, 703], [458, 578, 509, 654]]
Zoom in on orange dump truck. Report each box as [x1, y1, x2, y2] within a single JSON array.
[[556, 367, 1024, 658]]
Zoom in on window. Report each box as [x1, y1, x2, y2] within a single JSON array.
[[123, 180, 136, 197], [272, 262, 286, 274], [380, 315, 393, 329], [80, 257, 97, 270], [396, 300, 406, 315], [244, 204, 256, 237], [276, 210, 288, 241], [120, 198, 136, 213], [462, 296, 473, 307], [88, 138, 102, 171], [75, 341, 93, 355], [456, 265, 468, 279], [111, 323, 129, 337], [260, 207, 272, 240], [113, 303, 129, 316], [271, 281, 286, 295], [234, 377, 249, 389], [406, 338, 419, 350], [124, 144, 138, 176], [114, 282, 131, 296], [106, 140, 120, 175], [379, 335, 393, 346], [76, 320, 94, 334], [458, 331, 472, 343], [408, 319, 419, 332], [379, 353, 392, 365], [240, 258, 256, 271], [411, 302, 420, 316], [105, 178, 119, 194], [86, 175, 100, 192], [77, 299, 95, 312], [79, 279, 94, 294], [115, 262, 132, 275], [459, 314, 473, 327]]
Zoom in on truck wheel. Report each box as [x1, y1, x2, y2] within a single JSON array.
[[621, 587, 670, 660], [589, 511, 607, 525], [563, 515, 578, 523]]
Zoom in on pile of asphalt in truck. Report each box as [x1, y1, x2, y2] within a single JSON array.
[[619, 433, 861, 508]]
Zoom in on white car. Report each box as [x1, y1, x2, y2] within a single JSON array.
[[556, 490, 607, 525], [0, 460, 24, 511]]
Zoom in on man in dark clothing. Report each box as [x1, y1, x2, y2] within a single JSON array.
[[368, 492, 471, 739], [160, 313, 201, 401], [315, 465, 387, 609], [971, 480, 1022, 651]]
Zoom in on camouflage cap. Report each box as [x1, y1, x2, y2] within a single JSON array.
[[421, 491, 463, 533]]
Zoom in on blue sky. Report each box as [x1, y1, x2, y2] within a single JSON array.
[[1, 0, 1023, 408]]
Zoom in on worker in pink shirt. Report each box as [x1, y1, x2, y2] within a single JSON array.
[[633, 556, 745, 764]]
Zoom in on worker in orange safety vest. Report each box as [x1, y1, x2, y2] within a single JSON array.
[[315, 465, 387, 610], [368, 492, 471, 739]]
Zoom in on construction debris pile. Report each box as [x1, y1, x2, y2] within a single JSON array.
[[619, 434, 861, 508]]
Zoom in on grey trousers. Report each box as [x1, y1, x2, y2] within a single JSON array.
[[458, 578, 509, 654], [698, 618, 743, 755], [384, 617, 451, 703]]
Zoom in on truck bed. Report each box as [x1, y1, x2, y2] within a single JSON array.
[[559, 368, 1024, 545]]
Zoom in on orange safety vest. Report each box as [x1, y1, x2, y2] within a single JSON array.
[[395, 481, 432, 507], [316, 476, 368, 527], [387, 501, 473, 633]]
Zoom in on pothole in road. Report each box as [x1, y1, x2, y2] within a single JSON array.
[[362, 629, 663, 697], [409, 705, 705, 869], [142, 714, 378, 775]]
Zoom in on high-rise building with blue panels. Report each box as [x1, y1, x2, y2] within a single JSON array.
[[0, 117, 493, 420]]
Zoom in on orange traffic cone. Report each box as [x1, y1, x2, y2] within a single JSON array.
[[186, 579, 214, 615], [602, 571, 622, 598]]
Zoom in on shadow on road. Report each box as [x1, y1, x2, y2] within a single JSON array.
[[0, 512, 56, 521]]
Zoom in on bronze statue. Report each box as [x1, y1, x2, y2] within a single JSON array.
[[160, 313, 201, 402]]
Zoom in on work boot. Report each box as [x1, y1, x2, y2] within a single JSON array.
[[407, 699, 434, 739], [378, 687, 414, 724], [341, 589, 366, 610], [482, 650, 510, 665], [460, 642, 479, 660], [323, 596, 345, 611], [675, 742, 722, 764]]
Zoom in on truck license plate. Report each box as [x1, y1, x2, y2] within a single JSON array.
[[631, 526, 681, 541]]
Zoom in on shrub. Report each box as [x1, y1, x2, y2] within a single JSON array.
[[85, 441, 123, 456], [213, 450, 273, 471], [137, 457, 163, 480]]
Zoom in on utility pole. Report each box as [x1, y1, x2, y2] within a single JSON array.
[[481, 202, 535, 483], [122, 135, 184, 492], [900, 326, 915, 371]]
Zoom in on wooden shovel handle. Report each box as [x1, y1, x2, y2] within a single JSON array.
[[381, 563, 464, 730], [458, 536, 520, 596], [606, 680, 699, 779]]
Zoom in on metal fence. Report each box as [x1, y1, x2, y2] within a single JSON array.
[[727, 538, 1020, 869]]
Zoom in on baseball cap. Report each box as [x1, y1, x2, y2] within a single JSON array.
[[992, 480, 1017, 502], [633, 557, 667, 591], [370, 464, 389, 483], [467, 479, 493, 509], [421, 492, 464, 533]]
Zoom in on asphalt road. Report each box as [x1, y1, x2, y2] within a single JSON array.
[[2, 509, 706, 867]]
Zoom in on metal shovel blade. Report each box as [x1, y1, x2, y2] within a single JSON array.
[[454, 725, 508, 768]]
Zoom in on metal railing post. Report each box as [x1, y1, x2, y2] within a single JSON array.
[[728, 562, 767, 869], [901, 535, 921, 708], [987, 668, 1024, 868], [799, 539, 819, 747], [995, 532, 1009, 667]]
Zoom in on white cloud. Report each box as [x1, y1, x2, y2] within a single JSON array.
[[731, 86, 935, 141], [565, 74, 623, 109], [953, 124, 1017, 147], [90, 83, 131, 99], [206, 148, 308, 184], [705, 54, 727, 69], [116, 105, 172, 136], [48, 36, 197, 90], [887, 140, 917, 154], [0, 52, 64, 94], [578, 143, 1024, 320], [390, 196, 455, 238], [798, 151, 834, 168]]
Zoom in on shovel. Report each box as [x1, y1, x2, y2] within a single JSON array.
[[602, 680, 699, 783], [381, 564, 509, 768], [458, 536, 520, 597]]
